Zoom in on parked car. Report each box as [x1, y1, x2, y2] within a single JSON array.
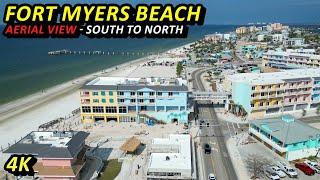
[[269, 166, 286, 178], [295, 163, 315, 176], [304, 160, 320, 174], [204, 143, 211, 154], [276, 161, 298, 178], [264, 168, 280, 180], [208, 173, 216, 180]]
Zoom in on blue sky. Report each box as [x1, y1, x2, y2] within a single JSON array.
[[1, 0, 320, 24]]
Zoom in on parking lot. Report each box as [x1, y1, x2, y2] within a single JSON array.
[[228, 132, 320, 180]]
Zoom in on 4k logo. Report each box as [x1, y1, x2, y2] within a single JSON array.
[[3, 154, 37, 176]]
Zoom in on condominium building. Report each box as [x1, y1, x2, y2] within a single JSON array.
[[147, 134, 194, 179], [80, 77, 189, 124], [4, 131, 89, 179], [283, 38, 305, 47], [236, 26, 248, 35], [249, 115, 320, 161], [263, 50, 320, 69], [225, 69, 320, 119]]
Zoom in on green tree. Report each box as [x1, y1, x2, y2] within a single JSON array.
[[176, 62, 183, 77]]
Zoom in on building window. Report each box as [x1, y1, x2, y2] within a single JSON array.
[[101, 99, 106, 103], [130, 99, 136, 103], [138, 99, 144, 103], [119, 106, 127, 113], [93, 91, 99, 96], [259, 102, 264, 106], [168, 92, 173, 96], [261, 86, 265, 89], [118, 99, 124, 103], [106, 106, 117, 113], [92, 106, 104, 113], [93, 99, 99, 103], [251, 103, 254, 107], [109, 99, 114, 103], [150, 99, 155, 103], [157, 92, 162, 96], [118, 91, 124, 96], [138, 92, 143, 96], [109, 91, 113, 96], [180, 106, 185, 111], [157, 106, 165, 111], [149, 92, 154, 96], [82, 106, 91, 113], [101, 91, 106, 96], [130, 92, 135, 96]]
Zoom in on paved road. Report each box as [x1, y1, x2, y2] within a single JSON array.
[[192, 68, 238, 180]]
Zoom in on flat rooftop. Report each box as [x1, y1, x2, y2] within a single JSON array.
[[148, 134, 191, 173], [250, 115, 320, 145], [227, 68, 320, 85], [82, 77, 188, 91], [264, 50, 320, 59]]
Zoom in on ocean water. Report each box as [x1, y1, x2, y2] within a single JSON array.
[[0, 25, 236, 104]]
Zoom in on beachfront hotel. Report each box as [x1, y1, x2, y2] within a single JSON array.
[[249, 115, 320, 161], [263, 50, 320, 69], [224, 69, 320, 119], [80, 77, 189, 124], [3, 131, 89, 179]]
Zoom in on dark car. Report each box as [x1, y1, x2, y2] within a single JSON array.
[[295, 163, 315, 176], [204, 143, 211, 154]]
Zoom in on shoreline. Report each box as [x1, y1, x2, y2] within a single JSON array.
[[0, 42, 192, 124]]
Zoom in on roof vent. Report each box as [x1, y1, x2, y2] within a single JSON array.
[[281, 115, 295, 123]]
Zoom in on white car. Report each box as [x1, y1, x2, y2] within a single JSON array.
[[264, 168, 280, 180], [276, 161, 298, 178], [208, 173, 216, 180], [304, 160, 320, 174], [269, 166, 286, 178]]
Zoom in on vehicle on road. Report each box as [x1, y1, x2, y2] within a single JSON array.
[[304, 160, 320, 174], [204, 143, 211, 154], [295, 163, 315, 176], [268, 166, 286, 178], [208, 173, 216, 180], [276, 161, 298, 178], [264, 167, 280, 180]]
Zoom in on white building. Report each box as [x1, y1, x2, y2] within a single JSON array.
[[147, 134, 194, 179], [286, 48, 316, 54], [272, 34, 284, 43], [263, 50, 320, 68], [283, 38, 305, 47], [257, 34, 265, 42]]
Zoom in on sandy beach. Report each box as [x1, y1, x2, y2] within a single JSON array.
[[0, 43, 191, 148]]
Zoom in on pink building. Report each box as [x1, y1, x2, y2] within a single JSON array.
[[4, 131, 89, 180]]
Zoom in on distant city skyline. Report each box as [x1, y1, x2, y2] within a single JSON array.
[[1, 0, 320, 25]]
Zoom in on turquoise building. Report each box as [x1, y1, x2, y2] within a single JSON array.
[[249, 115, 320, 161]]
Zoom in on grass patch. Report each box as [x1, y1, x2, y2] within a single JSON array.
[[98, 159, 122, 180]]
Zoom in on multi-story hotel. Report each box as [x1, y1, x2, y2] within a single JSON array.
[[80, 77, 189, 124], [263, 50, 320, 69], [224, 69, 320, 119], [4, 131, 89, 179]]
